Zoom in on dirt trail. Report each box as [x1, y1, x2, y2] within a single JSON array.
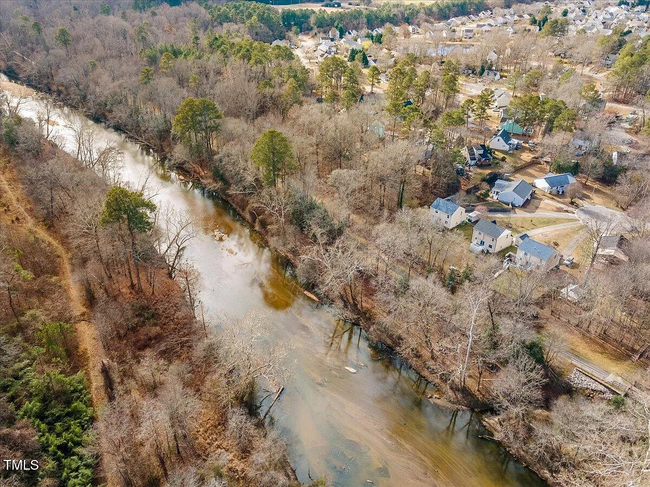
[[0, 163, 108, 407]]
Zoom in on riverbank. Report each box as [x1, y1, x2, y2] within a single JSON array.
[[0, 75, 550, 486], [176, 161, 555, 485], [0, 81, 301, 486]]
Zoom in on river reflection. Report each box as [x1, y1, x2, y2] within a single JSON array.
[[2, 77, 544, 487]]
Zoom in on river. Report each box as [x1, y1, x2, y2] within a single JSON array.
[[1, 77, 544, 487]]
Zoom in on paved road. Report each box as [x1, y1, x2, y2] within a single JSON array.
[[576, 205, 635, 233]]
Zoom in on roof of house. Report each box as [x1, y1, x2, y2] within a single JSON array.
[[474, 144, 491, 158], [499, 119, 524, 133], [464, 144, 491, 161], [538, 172, 576, 188], [493, 179, 533, 200], [492, 129, 512, 144], [600, 235, 625, 250], [518, 237, 557, 261], [474, 219, 508, 239], [431, 197, 461, 215], [597, 235, 629, 261]]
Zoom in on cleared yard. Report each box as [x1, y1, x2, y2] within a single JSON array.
[[540, 308, 645, 380], [455, 222, 475, 242], [494, 216, 578, 235], [534, 225, 583, 251]]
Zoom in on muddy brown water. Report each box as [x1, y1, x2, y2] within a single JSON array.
[[3, 78, 544, 487]]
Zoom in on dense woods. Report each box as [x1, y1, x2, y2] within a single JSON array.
[[1, 0, 650, 486], [0, 99, 299, 485]]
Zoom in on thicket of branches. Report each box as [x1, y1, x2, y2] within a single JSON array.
[[1, 1, 649, 485], [0, 107, 297, 486]]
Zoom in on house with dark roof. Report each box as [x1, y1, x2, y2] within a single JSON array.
[[470, 219, 513, 253], [430, 197, 466, 229], [516, 236, 561, 270], [462, 144, 492, 166], [490, 179, 533, 207], [488, 129, 521, 152], [534, 172, 577, 195]]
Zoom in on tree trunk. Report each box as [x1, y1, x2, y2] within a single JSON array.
[[130, 230, 143, 292], [7, 288, 21, 324]]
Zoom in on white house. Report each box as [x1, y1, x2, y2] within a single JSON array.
[[483, 70, 501, 82], [462, 144, 492, 166], [488, 129, 521, 152], [471, 219, 513, 253], [430, 197, 466, 229], [342, 38, 363, 51], [516, 236, 561, 270], [493, 88, 511, 109], [490, 179, 534, 207], [534, 172, 577, 195]]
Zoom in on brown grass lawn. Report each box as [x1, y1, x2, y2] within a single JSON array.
[[493, 216, 577, 234], [539, 307, 646, 379], [534, 226, 583, 251]]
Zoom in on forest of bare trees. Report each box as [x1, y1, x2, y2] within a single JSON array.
[[1, 0, 650, 485], [0, 105, 300, 485]]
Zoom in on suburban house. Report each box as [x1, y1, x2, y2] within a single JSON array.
[[430, 197, 466, 229], [499, 119, 525, 135], [488, 129, 521, 152], [493, 89, 511, 109], [534, 172, 577, 195], [483, 69, 501, 82], [462, 144, 492, 166], [470, 219, 513, 253], [596, 235, 629, 264], [515, 236, 561, 270], [602, 53, 618, 67], [569, 138, 594, 154], [569, 131, 599, 154], [490, 179, 534, 207], [462, 27, 474, 38]]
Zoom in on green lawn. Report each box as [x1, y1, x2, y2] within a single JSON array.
[[456, 222, 474, 242]]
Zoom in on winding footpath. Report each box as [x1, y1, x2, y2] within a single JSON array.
[[0, 160, 112, 480]]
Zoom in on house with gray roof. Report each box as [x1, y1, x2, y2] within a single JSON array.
[[430, 197, 466, 229], [490, 179, 533, 207], [596, 235, 629, 264], [471, 219, 513, 253], [516, 236, 561, 270], [534, 172, 577, 195]]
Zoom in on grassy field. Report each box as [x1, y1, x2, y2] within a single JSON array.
[[533, 226, 582, 250], [455, 222, 474, 242], [493, 216, 576, 235]]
